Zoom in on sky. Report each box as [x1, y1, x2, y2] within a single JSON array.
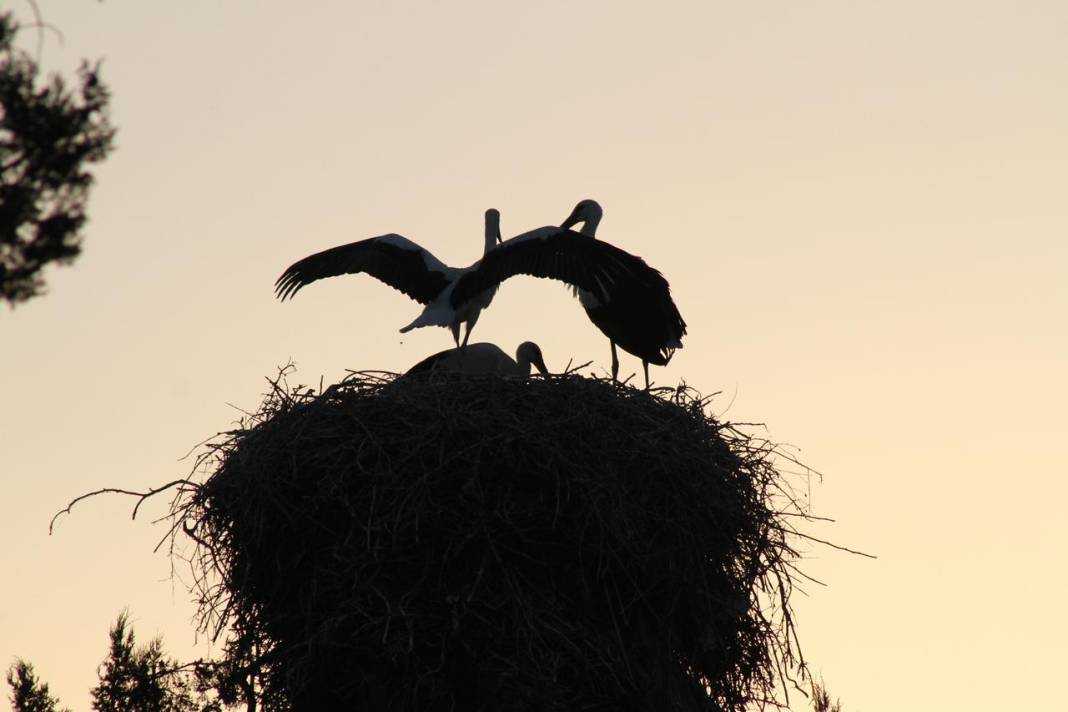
[[2, 1, 1066, 709]]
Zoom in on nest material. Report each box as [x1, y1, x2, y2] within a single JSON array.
[[176, 370, 809, 711]]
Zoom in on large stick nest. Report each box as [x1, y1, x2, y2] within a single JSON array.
[[174, 369, 812, 711]]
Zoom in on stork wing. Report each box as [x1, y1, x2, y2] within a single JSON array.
[[448, 227, 670, 309], [275, 234, 454, 305]]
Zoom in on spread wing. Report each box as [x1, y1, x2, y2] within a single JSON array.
[[275, 234, 454, 305], [448, 226, 671, 309]]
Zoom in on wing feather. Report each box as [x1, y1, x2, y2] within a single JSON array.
[[274, 235, 453, 305], [448, 227, 671, 309]]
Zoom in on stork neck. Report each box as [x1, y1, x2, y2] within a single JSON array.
[[515, 343, 543, 376], [483, 210, 501, 255], [483, 229, 497, 255], [578, 213, 601, 237]]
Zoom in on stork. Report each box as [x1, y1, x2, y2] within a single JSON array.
[[559, 199, 686, 389], [404, 341, 549, 378], [275, 209, 503, 348]]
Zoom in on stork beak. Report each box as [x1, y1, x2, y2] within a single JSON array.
[[533, 353, 549, 376], [560, 209, 580, 230]]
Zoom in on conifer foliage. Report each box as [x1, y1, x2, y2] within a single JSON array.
[[6, 661, 68, 712], [0, 12, 114, 306]]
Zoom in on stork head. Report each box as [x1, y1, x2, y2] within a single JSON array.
[[485, 208, 502, 245], [560, 199, 603, 236], [516, 341, 549, 376]]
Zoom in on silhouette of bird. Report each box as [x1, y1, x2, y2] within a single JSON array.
[[558, 199, 686, 388], [275, 209, 504, 348], [404, 341, 549, 378]]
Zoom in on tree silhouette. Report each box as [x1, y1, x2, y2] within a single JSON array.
[[90, 612, 211, 712], [0, 11, 114, 306], [811, 680, 844, 712], [5, 660, 69, 712], [7, 610, 260, 712]]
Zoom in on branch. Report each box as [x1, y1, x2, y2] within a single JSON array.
[[561, 359, 593, 376], [49, 479, 192, 534], [20, 0, 66, 61], [791, 530, 877, 559]]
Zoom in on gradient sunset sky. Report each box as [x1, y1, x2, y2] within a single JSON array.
[[3, 2, 1066, 709]]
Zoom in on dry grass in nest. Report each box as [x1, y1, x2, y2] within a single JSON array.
[[168, 367, 817, 711]]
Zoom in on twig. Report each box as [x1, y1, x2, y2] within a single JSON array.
[[49, 479, 191, 534], [791, 531, 877, 559]]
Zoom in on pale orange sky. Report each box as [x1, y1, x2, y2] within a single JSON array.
[[3, 2, 1066, 710]]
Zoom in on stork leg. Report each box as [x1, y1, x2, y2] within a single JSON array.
[[461, 312, 479, 349], [610, 341, 620, 382], [642, 361, 650, 391], [450, 323, 461, 349]]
